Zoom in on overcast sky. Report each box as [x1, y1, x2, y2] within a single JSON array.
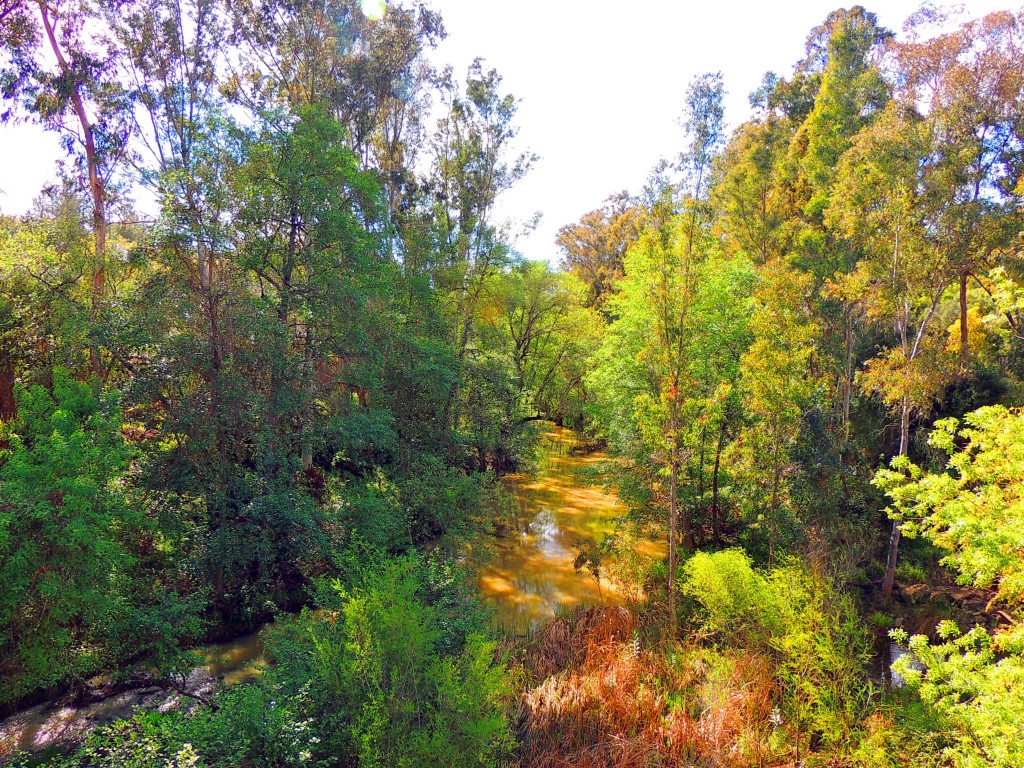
[[0, 0, 1012, 263]]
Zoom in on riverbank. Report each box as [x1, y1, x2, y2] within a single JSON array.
[[0, 668, 219, 758], [1, 426, 647, 762], [0, 627, 272, 759]]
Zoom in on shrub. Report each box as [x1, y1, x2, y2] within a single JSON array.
[[0, 372, 201, 704], [877, 406, 1024, 768], [681, 548, 782, 643], [681, 550, 875, 758], [44, 557, 514, 768], [273, 557, 515, 767]]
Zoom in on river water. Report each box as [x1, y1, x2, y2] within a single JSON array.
[[477, 425, 644, 633]]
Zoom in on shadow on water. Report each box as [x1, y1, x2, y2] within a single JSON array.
[[0, 632, 269, 757]]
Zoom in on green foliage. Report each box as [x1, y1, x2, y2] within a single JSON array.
[[45, 557, 513, 768], [682, 550, 875, 754], [878, 406, 1024, 768], [681, 549, 781, 643], [5, 4, 1024, 767], [889, 623, 1024, 768], [876, 406, 1024, 605], [273, 558, 514, 767], [0, 371, 200, 703], [732, 259, 818, 559]]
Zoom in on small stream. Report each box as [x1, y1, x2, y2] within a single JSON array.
[[0, 636, 268, 758], [477, 425, 657, 633]]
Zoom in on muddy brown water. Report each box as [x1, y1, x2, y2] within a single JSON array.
[[477, 425, 658, 633]]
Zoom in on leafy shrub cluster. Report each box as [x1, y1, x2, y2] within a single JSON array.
[[0, 373, 204, 703], [681, 549, 875, 759], [878, 406, 1024, 768]]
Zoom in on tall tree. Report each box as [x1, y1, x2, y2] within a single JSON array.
[[428, 60, 534, 438], [827, 103, 956, 600], [555, 191, 640, 310], [888, 8, 1024, 368], [1, 0, 132, 371]]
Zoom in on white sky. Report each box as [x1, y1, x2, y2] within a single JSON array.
[[0, 0, 1013, 263]]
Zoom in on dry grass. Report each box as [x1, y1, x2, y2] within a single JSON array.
[[516, 607, 780, 768]]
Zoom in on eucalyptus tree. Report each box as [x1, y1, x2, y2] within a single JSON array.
[[428, 60, 535, 441], [791, 7, 890, 434], [225, 0, 444, 223], [887, 8, 1024, 368], [556, 191, 640, 310], [735, 259, 818, 561], [827, 103, 957, 600], [587, 212, 700, 636], [711, 117, 790, 267], [1, 0, 133, 374], [588, 212, 753, 634]]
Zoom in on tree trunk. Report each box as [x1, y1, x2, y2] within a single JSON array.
[[843, 312, 853, 431], [0, 356, 15, 422], [300, 321, 314, 472], [959, 271, 969, 368], [668, 453, 678, 640], [711, 419, 726, 546], [697, 421, 706, 540], [881, 398, 911, 602], [36, 1, 106, 372]]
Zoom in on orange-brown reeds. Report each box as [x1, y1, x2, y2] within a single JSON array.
[[517, 606, 780, 768]]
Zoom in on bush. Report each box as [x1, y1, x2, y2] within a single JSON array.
[[268, 557, 514, 767], [0, 372, 201, 704], [681, 550, 875, 758], [681, 549, 782, 643], [877, 406, 1024, 767]]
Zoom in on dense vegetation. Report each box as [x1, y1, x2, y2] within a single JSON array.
[[1, 1, 1023, 766]]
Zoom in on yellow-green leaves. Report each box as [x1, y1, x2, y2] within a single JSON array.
[[876, 406, 1024, 609]]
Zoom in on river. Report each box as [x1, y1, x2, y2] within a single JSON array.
[[477, 424, 644, 633], [0, 424, 631, 756]]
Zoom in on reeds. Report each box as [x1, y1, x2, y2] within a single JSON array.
[[517, 607, 779, 767]]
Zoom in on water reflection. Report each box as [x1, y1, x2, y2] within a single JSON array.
[[195, 629, 267, 685], [478, 425, 637, 633]]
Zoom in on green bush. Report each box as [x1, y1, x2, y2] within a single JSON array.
[[877, 406, 1024, 768], [681, 548, 782, 643], [0, 372, 201, 703], [268, 557, 514, 767], [681, 549, 874, 756]]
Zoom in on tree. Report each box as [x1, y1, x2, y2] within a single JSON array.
[[428, 60, 535, 442], [888, 8, 1024, 368], [734, 259, 818, 562], [479, 261, 595, 424], [225, 0, 444, 223], [827, 103, 958, 600], [588, 214, 698, 637], [1, 0, 133, 372], [712, 117, 790, 266], [788, 7, 889, 434], [556, 191, 640, 310]]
